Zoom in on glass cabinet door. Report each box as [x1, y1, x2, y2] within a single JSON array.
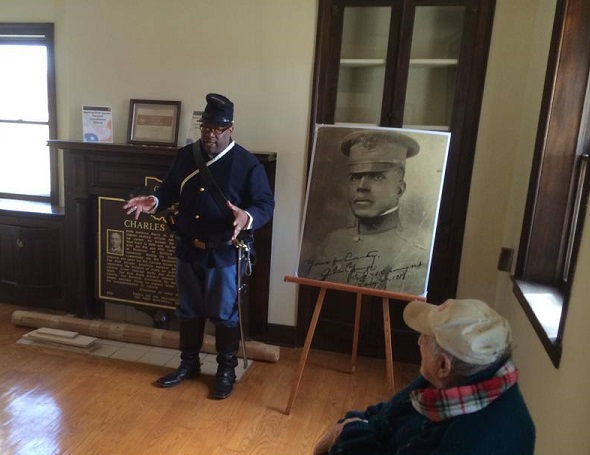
[[403, 6, 466, 131], [333, 3, 466, 130], [334, 6, 392, 124]]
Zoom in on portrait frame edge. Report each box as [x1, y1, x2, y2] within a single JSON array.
[[296, 124, 451, 297]]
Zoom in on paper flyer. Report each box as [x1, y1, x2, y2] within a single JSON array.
[[185, 110, 203, 145], [82, 105, 113, 143]]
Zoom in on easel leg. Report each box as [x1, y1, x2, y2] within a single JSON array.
[[382, 297, 395, 394], [351, 293, 362, 372], [285, 286, 327, 415]]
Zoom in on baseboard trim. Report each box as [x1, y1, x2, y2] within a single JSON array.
[[266, 323, 298, 347]]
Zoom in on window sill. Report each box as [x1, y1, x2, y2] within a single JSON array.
[[0, 198, 64, 217], [512, 278, 563, 367]]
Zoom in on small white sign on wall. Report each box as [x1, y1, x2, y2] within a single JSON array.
[[82, 105, 113, 143]]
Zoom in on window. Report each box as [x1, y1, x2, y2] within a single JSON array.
[[514, 0, 590, 367], [0, 23, 57, 203]]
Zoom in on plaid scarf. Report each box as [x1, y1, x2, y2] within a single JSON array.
[[410, 359, 518, 422]]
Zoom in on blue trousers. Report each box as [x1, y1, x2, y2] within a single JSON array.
[[175, 258, 240, 327]]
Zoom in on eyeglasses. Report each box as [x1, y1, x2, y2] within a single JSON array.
[[200, 124, 232, 136]]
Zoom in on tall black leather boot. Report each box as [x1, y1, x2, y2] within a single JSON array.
[[155, 318, 205, 388], [211, 325, 240, 399]]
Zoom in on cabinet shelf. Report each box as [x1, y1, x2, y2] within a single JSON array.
[[340, 58, 385, 68], [409, 58, 458, 67], [340, 58, 458, 68], [403, 124, 450, 132]]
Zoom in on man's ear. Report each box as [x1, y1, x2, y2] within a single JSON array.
[[398, 180, 406, 196], [437, 352, 453, 379]]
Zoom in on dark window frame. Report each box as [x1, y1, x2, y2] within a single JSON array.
[[513, 0, 590, 368], [0, 23, 58, 205]]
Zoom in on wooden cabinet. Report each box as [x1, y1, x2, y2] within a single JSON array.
[[0, 212, 64, 309], [301, 0, 496, 361]]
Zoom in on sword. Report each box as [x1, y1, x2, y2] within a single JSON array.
[[233, 238, 252, 369]]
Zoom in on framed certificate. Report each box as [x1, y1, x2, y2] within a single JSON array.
[[127, 99, 181, 147]]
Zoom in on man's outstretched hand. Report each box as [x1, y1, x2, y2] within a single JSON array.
[[123, 196, 156, 220]]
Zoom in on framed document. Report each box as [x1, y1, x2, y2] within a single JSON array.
[[127, 99, 181, 146]]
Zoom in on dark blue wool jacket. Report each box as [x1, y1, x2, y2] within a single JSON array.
[[329, 361, 535, 455], [155, 140, 274, 267]]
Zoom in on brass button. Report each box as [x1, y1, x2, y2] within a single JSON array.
[[199, 187, 205, 192], [195, 214, 200, 220]]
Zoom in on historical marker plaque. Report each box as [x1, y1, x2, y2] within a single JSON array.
[[97, 195, 177, 309]]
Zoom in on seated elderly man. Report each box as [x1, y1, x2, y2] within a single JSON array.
[[313, 299, 535, 455]]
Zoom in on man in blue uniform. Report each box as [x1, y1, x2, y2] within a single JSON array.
[[123, 93, 274, 399]]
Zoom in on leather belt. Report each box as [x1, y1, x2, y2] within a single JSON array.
[[192, 238, 234, 250]]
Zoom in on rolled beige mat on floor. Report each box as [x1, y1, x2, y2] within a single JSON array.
[[11, 310, 280, 362]]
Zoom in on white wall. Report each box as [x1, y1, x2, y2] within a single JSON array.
[[460, 1, 590, 454], [4, 1, 590, 453]]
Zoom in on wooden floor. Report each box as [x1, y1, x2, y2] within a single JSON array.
[[0, 303, 419, 455]]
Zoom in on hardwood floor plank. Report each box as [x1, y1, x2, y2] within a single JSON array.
[[0, 303, 420, 454]]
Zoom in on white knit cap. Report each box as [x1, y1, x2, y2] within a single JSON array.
[[403, 299, 512, 365]]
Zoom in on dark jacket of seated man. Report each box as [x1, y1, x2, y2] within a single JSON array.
[[313, 299, 535, 455]]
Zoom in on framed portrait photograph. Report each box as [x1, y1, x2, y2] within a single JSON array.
[[297, 125, 451, 298], [106, 229, 124, 256], [127, 99, 181, 147]]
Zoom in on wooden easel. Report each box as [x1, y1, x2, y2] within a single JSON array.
[[283, 275, 424, 415]]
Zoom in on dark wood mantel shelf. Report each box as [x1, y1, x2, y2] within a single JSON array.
[[50, 140, 177, 155], [49, 140, 277, 161]]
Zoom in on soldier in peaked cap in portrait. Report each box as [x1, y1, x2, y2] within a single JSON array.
[[307, 129, 429, 295], [123, 93, 274, 399]]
